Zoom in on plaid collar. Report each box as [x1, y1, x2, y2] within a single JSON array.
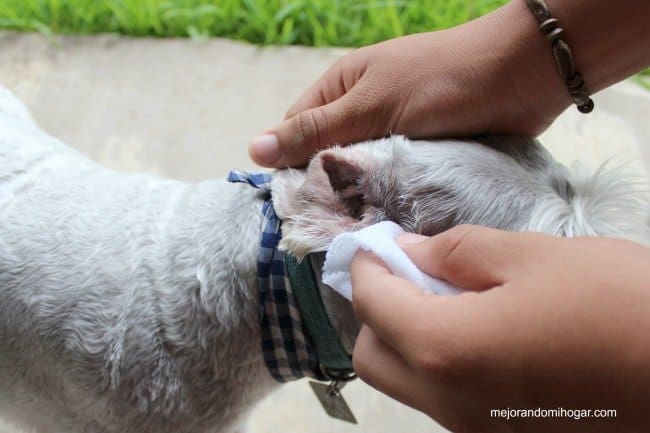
[[228, 169, 325, 382]]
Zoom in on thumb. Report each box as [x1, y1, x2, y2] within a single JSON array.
[[248, 89, 380, 168]]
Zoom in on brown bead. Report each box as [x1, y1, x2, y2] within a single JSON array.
[[524, 0, 594, 114], [546, 27, 564, 43], [552, 44, 575, 78], [566, 74, 584, 91], [571, 92, 590, 106], [540, 18, 559, 33], [577, 99, 595, 113]]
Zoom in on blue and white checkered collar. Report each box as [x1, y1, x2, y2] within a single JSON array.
[[228, 169, 324, 382]]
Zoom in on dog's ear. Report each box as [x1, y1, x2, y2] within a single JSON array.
[[272, 149, 381, 258], [273, 151, 365, 220], [320, 152, 365, 219], [271, 168, 307, 221]]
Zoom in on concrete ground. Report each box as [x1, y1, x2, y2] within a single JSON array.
[[0, 33, 648, 433]]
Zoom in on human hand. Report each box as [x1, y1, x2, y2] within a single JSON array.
[[351, 225, 650, 432], [248, 1, 570, 167], [249, 0, 650, 168]]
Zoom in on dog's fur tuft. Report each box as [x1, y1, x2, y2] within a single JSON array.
[[527, 161, 648, 238]]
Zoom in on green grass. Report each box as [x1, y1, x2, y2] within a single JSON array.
[[1, 0, 647, 87], [632, 68, 650, 90], [0, 0, 507, 46]]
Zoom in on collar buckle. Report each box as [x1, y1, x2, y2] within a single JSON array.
[[318, 364, 357, 383]]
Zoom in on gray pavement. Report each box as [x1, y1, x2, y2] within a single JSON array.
[[0, 32, 649, 433]]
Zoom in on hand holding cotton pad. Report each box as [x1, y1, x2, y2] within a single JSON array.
[[322, 221, 463, 301]]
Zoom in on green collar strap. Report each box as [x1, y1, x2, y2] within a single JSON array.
[[284, 253, 355, 379]]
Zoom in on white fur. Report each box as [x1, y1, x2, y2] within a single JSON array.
[[0, 87, 277, 433], [526, 161, 648, 238], [274, 137, 647, 257]]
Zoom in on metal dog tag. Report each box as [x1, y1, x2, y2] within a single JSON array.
[[309, 380, 357, 424]]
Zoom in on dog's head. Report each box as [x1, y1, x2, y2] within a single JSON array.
[[271, 135, 541, 258], [272, 135, 648, 258]]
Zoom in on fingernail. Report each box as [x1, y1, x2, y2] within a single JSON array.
[[396, 232, 428, 244], [249, 133, 280, 165]]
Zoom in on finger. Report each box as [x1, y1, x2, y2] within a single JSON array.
[[249, 88, 377, 167], [283, 76, 338, 121], [285, 49, 369, 119], [397, 225, 537, 290], [351, 249, 519, 378], [353, 326, 433, 413], [350, 251, 447, 356]]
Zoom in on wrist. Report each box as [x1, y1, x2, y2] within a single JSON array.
[[486, 0, 650, 128], [487, 0, 571, 132]]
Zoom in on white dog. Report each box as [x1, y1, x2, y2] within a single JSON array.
[[0, 85, 646, 433]]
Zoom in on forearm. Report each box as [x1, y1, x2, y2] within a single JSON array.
[[542, 0, 650, 92], [487, 0, 649, 123]]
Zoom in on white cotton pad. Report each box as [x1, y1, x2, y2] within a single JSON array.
[[321, 221, 463, 301]]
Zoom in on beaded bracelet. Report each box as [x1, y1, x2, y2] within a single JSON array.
[[523, 0, 594, 113]]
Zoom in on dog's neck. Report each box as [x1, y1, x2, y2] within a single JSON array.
[[227, 170, 359, 381]]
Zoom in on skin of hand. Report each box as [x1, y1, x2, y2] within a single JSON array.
[[249, 0, 650, 168], [350, 225, 650, 433]]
